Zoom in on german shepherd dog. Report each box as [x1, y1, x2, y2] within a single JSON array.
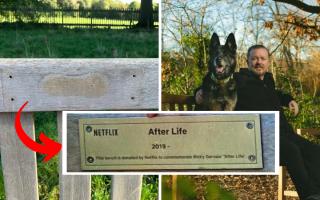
[[195, 33, 237, 111]]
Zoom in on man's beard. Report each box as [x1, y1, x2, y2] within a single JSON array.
[[250, 65, 267, 78]]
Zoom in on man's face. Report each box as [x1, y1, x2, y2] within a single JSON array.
[[247, 48, 269, 79]]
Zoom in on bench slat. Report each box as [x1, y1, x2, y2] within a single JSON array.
[[59, 175, 91, 200], [57, 112, 91, 200], [297, 128, 320, 136], [284, 191, 298, 197], [111, 175, 142, 200], [0, 59, 158, 112], [0, 113, 39, 200]]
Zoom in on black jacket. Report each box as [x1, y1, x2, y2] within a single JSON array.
[[234, 68, 294, 135], [234, 68, 293, 111]]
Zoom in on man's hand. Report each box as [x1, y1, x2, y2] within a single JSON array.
[[195, 89, 203, 104], [289, 100, 299, 116]]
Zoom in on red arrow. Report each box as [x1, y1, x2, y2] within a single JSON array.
[[15, 101, 61, 162]]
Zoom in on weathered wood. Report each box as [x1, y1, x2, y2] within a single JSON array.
[[297, 128, 320, 136], [111, 175, 142, 200], [284, 191, 298, 197], [67, 114, 85, 172], [0, 59, 158, 112], [260, 114, 275, 172], [0, 112, 38, 200], [57, 112, 91, 200], [172, 175, 177, 200], [278, 166, 286, 200]]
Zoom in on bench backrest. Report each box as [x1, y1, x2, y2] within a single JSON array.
[[0, 59, 158, 200], [297, 128, 320, 136]]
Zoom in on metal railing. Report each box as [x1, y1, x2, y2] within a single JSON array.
[[0, 8, 159, 28]]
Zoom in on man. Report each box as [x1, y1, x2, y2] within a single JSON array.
[[196, 45, 320, 200]]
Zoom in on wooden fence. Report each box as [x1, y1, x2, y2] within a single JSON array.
[[0, 8, 159, 28], [0, 59, 158, 199]]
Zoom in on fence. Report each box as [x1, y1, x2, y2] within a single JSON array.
[[0, 8, 159, 28], [0, 59, 158, 199]]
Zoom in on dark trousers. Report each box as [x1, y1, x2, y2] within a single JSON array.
[[280, 131, 320, 199]]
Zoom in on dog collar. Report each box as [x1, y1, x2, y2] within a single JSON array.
[[210, 73, 232, 84]]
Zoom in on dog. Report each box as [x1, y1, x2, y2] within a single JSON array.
[[195, 33, 237, 111]]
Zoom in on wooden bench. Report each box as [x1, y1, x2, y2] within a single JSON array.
[[278, 128, 320, 200], [161, 93, 195, 111], [0, 59, 158, 200]]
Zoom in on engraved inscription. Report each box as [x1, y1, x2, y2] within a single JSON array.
[[79, 115, 263, 170]]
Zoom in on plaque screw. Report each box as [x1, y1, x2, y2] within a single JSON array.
[[87, 156, 94, 163], [246, 122, 254, 129], [86, 126, 92, 133], [248, 155, 256, 162]]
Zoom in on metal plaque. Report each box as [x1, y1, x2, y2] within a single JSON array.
[[79, 114, 263, 171]]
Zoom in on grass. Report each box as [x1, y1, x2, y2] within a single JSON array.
[[141, 175, 158, 200], [91, 176, 112, 200], [0, 27, 158, 58], [34, 112, 59, 200]]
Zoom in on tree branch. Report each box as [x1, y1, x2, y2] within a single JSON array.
[[273, 0, 320, 14]]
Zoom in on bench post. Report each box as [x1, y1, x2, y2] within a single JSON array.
[[111, 175, 142, 200], [0, 112, 39, 200], [57, 112, 91, 200]]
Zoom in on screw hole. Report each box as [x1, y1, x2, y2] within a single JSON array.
[[132, 74, 136, 77], [11, 98, 14, 101], [9, 75, 13, 79], [131, 97, 135, 100], [87, 156, 94, 163], [246, 122, 253, 129]]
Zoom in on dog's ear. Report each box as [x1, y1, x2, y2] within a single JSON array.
[[210, 33, 220, 49], [226, 33, 237, 52]]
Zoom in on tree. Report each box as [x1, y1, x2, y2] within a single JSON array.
[[0, 0, 50, 22], [273, 0, 320, 13], [262, 0, 320, 41], [135, 0, 154, 29], [128, 0, 140, 10]]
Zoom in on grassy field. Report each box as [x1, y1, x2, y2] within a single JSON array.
[[0, 27, 158, 58], [0, 25, 158, 199]]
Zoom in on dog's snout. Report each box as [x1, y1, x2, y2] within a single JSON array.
[[215, 56, 224, 67]]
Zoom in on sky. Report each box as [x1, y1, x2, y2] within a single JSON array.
[[162, 0, 319, 57]]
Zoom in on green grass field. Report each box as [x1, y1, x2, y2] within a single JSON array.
[[0, 27, 158, 58], [0, 25, 158, 199]]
